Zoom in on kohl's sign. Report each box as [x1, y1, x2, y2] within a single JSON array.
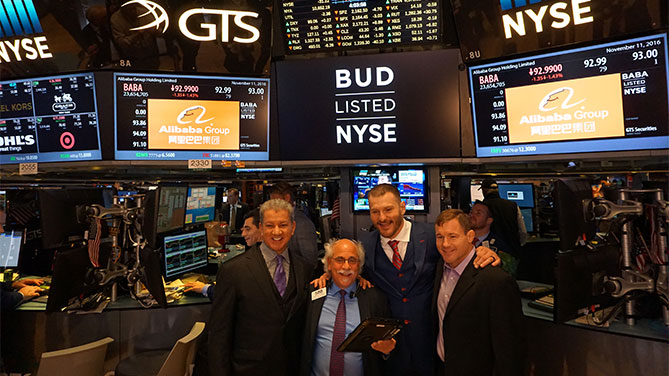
[[501, 0, 594, 39], [334, 67, 397, 144]]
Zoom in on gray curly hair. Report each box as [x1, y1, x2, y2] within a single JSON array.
[[322, 238, 365, 273]]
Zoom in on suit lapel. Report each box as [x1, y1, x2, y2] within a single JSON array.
[[357, 288, 371, 320], [245, 246, 282, 311], [445, 259, 478, 316], [431, 258, 444, 313], [407, 222, 428, 292], [286, 249, 307, 321], [366, 233, 401, 297]]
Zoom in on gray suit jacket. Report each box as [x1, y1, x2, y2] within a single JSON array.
[[289, 210, 319, 266]]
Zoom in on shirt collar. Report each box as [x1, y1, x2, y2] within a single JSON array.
[[475, 231, 489, 243], [260, 242, 291, 264], [380, 219, 412, 243], [329, 280, 358, 297], [444, 246, 476, 276]]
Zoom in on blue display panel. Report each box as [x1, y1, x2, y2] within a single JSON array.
[[113, 72, 269, 161], [0, 73, 102, 164], [0, 230, 22, 268], [184, 187, 216, 225], [353, 168, 427, 212], [498, 184, 535, 208], [469, 33, 669, 157], [163, 230, 208, 278], [520, 207, 534, 233]]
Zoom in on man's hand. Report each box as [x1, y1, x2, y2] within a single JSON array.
[[357, 275, 373, 290], [371, 338, 396, 355], [12, 278, 44, 289], [19, 286, 42, 298], [473, 246, 501, 269], [184, 281, 206, 294], [310, 273, 329, 289]]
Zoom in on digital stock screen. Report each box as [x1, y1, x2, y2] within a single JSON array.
[[114, 73, 270, 161], [353, 168, 427, 211], [469, 33, 669, 157], [0, 73, 101, 164], [280, 0, 441, 52]]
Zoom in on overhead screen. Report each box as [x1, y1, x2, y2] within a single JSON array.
[[353, 167, 428, 212], [469, 33, 669, 157], [279, 0, 441, 52], [0, 0, 271, 79], [114, 73, 270, 161], [0, 72, 102, 164], [451, 0, 667, 63], [353, 168, 427, 212], [276, 49, 460, 160]]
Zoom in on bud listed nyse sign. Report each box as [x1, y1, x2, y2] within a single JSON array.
[[147, 99, 240, 150], [505, 74, 624, 143]]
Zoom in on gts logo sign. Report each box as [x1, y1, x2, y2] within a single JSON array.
[[501, 0, 594, 39]]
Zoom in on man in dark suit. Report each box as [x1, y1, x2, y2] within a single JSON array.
[[300, 238, 395, 376], [219, 188, 249, 232], [432, 209, 524, 376], [269, 182, 319, 267], [469, 201, 518, 277], [481, 178, 527, 259], [208, 199, 315, 376], [360, 184, 500, 376]]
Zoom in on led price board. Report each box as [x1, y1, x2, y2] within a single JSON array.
[[469, 33, 669, 157], [114, 73, 269, 161], [280, 0, 441, 52], [0, 73, 101, 164]]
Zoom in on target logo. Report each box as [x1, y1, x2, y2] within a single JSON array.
[[60, 132, 75, 149]]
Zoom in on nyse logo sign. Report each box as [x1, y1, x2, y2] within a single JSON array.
[[0, 0, 53, 63], [501, 0, 594, 39], [334, 67, 397, 144], [125, 0, 260, 43]]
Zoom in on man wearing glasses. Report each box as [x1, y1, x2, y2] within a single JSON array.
[[300, 238, 396, 376]]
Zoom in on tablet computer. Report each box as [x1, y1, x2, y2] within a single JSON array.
[[337, 317, 402, 352]]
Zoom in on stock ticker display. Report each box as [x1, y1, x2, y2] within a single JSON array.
[[114, 73, 270, 161], [0, 73, 101, 164], [280, 0, 441, 52], [469, 33, 669, 157]]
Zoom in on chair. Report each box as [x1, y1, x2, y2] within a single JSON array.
[[35, 337, 114, 376], [115, 322, 205, 376]]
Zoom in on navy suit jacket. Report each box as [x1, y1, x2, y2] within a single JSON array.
[[360, 221, 439, 376], [299, 284, 391, 376]]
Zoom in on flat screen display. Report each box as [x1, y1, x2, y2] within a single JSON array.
[[156, 186, 188, 234], [0, 230, 22, 268], [520, 207, 534, 233], [114, 72, 269, 161], [163, 230, 208, 278], [498, 184, 534, 207], [0, 73, 102, 164], [469, 33, 669, 157], [451, 0, 667, 63], [276, 49, 461, 160], [353, 168, 427, 212], [185, 187, 216, 225], [279, 0, 441, 53]]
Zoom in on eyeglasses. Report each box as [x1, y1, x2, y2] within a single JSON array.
[[333, 257, 359, 265]]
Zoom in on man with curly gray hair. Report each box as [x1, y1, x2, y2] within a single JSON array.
[[300, 238, 395, 376]]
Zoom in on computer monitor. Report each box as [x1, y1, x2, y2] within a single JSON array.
[[555, 245, 620, 323], [156, 186, 188, 234], [185, 187, 216, 225], [520, 208, 534, 233], [163, 230, 208, 279], [0, 230, 23, 268], [554, 179, 597, 251], [352, 168, 428, 212], [38, 189, 105, 250], [498, 184, 535, 208]]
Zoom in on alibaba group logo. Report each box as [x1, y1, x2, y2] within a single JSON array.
[[123, 0, 169, 33], [539, 87, 585, 112], [177, 106, 214, 124]]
